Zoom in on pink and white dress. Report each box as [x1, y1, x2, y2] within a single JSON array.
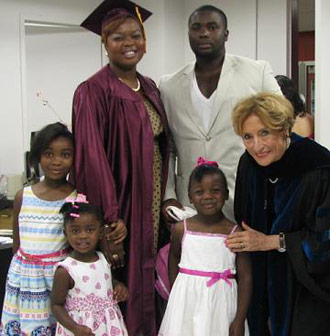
[[55, 251, 128, 336], [159, 220, 249, 336]]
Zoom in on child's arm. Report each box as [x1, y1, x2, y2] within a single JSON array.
[[229, 230, 252, 336], [12, 190, 23, 254], [168, 221, 184, 287], [51, 267, 95, 336], [112, 277, 129, 302]]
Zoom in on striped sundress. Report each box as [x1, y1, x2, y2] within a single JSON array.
[[0, 186, 76, 336]]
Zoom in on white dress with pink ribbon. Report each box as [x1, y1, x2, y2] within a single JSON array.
[[55, 251, 128, 336], [159, 220, 249, 336]]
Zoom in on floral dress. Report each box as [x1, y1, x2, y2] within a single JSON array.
[[55, 252, 127, 336]]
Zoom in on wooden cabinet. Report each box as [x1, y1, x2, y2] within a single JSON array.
[[0, 208, 13, 230]]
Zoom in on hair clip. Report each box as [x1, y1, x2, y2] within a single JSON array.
[[196, 156, 219, 168], [76, 193, 88, 203], [69, 213, 80, 218], [65, 193, 89, 204]]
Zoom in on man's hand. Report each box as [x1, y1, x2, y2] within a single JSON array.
[[161, 199, 184, 226]]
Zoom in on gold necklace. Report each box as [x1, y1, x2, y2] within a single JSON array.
[[119, 77, 140, 92]]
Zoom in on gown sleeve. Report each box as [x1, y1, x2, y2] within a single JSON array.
[[286, 167, 330, 303], [72, 81, 119, 223]]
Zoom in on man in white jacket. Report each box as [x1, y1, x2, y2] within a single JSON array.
[[159, 5, 281, 222]]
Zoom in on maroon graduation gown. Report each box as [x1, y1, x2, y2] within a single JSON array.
[[71, 64, 170, 336]]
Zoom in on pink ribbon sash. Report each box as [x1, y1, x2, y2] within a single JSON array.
[[19, 247, 70, 263], [179, 267, 235, 287]]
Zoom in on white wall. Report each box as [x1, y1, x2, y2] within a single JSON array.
[[0, 0, 102, 175], [25, 27, 101, 148], [0, 0, 289, 176], [257, 0, 287, 75], [315, 0, 330, 149]]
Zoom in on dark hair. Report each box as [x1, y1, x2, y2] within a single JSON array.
[[188, 164, 228, 193], [188, 5, 228, 30], [275, 75, 305, 117], [60, 202, 105, 227], [29, 122, 73, 166], [102, 15, 144, 44]]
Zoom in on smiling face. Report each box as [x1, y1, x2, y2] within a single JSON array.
[[242, 113, 287, 166], [189, 173, 228, 217], [65, 213, 101, 260], [104, 17, 145, 72], [40, 136, 73, 182], [188, 9, 228, 59]]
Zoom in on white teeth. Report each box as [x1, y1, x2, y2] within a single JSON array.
[[124, 51, 136, 58]]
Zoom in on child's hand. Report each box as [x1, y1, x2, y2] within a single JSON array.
[[72, 324, 95, 336], [229, 319, 245, 336], [113, 281, 129, 302]]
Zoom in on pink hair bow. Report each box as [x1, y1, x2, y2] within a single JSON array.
[[197, 156, 219, 168], [65, 193, 88, 204], [65, 193, 88, 219]]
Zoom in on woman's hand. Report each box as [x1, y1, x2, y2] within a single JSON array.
[[104, 219, 127, 244], [113, 281, 129, 302], [229, 318, 245, 336], [226, 222, 279, 252], [72, 324, 95, 336], [103, 240, 125, 269], [101, 221, 126, 268]]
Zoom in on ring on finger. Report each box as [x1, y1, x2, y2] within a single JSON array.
[[240, 243, 244, 249]]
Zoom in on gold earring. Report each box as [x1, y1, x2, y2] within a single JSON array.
[[286, 136, 291, 149]]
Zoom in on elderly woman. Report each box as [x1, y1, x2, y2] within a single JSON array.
[[71, 1, 170, 335], [226, 92, 330, 336]]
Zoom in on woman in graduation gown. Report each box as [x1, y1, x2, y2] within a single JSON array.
[[70, 1, 170, 335], [226, 92, 330, 336]]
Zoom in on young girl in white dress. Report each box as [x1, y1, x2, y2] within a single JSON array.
[[51, 199, 128, 336], [159, 158, 252, 336]]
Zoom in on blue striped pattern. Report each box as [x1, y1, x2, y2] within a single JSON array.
[[1, 186, 76, 335]]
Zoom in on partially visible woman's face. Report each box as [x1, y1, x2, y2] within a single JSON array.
[[241, 113, 287, 166], [105, 17, 145, 71]]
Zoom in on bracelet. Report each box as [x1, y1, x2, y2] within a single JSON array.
[[277, 232, 286, 252]]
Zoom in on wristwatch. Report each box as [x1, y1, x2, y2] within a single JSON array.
[[277, 232, 286, 252]]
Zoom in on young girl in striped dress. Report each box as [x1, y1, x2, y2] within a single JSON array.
[[1, 123, 76, 336]]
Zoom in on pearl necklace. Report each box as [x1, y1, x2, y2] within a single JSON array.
[[268, 177, 279, 184], [119, 77, 140, 92]]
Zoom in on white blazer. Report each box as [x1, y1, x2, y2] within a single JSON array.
[[159, 54, 281, 221]]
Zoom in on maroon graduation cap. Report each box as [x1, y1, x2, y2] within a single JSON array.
[[81, 0, 152, 36]]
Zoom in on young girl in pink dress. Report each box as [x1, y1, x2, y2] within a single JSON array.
[[51, 199, 128, 336], [159, 158, 252, 336]]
